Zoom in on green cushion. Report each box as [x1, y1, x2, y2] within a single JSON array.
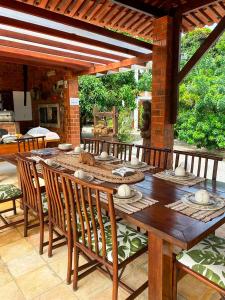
[[79, 221, 147, 263], [0, 184, 22, 201], [41, 192, 48, 213], [177, 234, 225, 289]]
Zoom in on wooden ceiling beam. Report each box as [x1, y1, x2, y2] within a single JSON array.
[[0, 29, 125, 61], [180, 0, 220, 14], [0, 0, 152, 50], [179, 13, 225, 83], [0, 55, 72, 71], [76, 53, 152, 75], [0, 45, 92, 70], [112, 0, 167, 17], [0, 16, 145, 57], [0, 38, 110, 65]]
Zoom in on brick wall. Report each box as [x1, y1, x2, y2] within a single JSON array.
[[0, 62, 80, 145], [0, 122, 19, 135], [151, 16, 174, 153]]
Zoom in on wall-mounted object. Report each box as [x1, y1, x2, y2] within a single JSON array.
[[38, 103, 60, 128], [13, 91, 32, 121]]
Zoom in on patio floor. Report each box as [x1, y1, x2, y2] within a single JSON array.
[[0, 161, 222, 300]]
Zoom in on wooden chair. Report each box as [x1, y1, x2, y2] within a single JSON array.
[[135, 145, 171, 169], [60, 173, 148, 299], [82, 138, 104, 155], [104, 141, 134, 161], [173, 234, 225, 299], [0, 184, 23, 230], [17, 136, 45, 153], [16, 153, 48, 254], [173, 150, 223, 180]]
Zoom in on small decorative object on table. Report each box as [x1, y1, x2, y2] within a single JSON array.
[[174, 165, 186, 177], [74, 146, 82, 154], [79, 152, 96, 166], [114, 184, 142, 204], [112, 167, 135, 177], [58, 143, 73, 151], [74, 169, 94, 182], [96, 151, 114, 161]]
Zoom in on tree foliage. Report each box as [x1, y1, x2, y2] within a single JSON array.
[[176, 28, 225, 149]]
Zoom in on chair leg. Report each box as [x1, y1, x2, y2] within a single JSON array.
[[24, 205, 28, 237], [39, 219, 45, 255], [112, 269, 119, 300], [48, 221, 53, 257], [172, 262, 178, 300], [67, 237, 73, 285], [13, 199, 17, 215], [73, 245, 79, 291]]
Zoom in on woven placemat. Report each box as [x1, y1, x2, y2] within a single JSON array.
[[166, 193, 225, 222], [153, 170, 205, 186], [54, 154, 145, 184], [98, 192, 158, 215]]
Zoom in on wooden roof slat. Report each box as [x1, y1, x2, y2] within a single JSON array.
[[76, 52, 152, 75], [85, 0, 102, 20], [55, 0, 73, 13], [0, 16, 148, 56], [0, 28, 126, 61], [180, 0, 220, 13], [0, 45, 92, 69], [0, 38, 114, 65], [0, 0, 152, 50]]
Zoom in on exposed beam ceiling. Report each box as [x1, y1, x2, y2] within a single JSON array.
[[112, 0, 166, 17], [76, 53, 152, 75], [179, 13, 225, 83], [0, 0, 152, 51], [180, 0, 220, 13], [0, 45, 92, 69], [0, 16, 143, 57]]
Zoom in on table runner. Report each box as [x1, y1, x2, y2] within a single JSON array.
[[153, 170, 205, 186], [166, 196, 225, 222], [54, 154, 145, 184], [98, 192, 158, 215]]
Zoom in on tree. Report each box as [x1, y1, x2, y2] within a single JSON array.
[[176, 28, 225, 149]]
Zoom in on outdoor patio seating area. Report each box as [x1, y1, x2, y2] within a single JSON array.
[[0, 1, 225, 300]]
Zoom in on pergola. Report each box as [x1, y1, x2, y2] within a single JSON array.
[[0, 3, 225, 297], [0, 0, 225, 151]]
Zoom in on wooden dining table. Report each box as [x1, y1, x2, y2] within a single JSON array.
[[1, 151, 225, 300]]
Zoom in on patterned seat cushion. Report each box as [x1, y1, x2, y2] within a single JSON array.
[[177, 234, 225, 289], [41, 192, 48, 213], [0, 184, 22, 201], [79, 221, 147, 263]]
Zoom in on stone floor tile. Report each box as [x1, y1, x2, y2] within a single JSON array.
[[36, 283, 79, 300], [178, 274, 221, 300], [0, 280, 25, 300], [0, 260, 13, 288], [89, 285, 130, 300], [7, 250, 46, 278], [0, 228, 22, 247], [0, 239, 33, 263], [16, 265, 61, 300]]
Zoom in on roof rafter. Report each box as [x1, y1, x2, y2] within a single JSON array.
[[0, 45, 92, 69], [180, 0, 220, 14], [112, 0, 167, 17], [76, 53, 152, 75], [0, 0, 152, 51], [0, 16, 146, 57]]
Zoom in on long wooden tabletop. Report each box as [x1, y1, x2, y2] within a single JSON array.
[[1, 152, 225, 299]]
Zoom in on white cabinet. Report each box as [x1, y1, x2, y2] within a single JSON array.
[[13, 91, 32, 121]]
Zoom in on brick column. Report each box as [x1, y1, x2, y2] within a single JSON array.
[[151, 16, 179, 153], [64, 73, 80, 146]]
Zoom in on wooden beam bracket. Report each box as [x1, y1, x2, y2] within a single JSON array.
[[179, 13, 225, 83]]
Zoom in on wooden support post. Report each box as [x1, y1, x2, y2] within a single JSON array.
[[64, 73, 80, 146], [150, 15, 181, 165]]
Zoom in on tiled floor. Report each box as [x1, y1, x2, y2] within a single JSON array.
[[0, 162, 222, 300]]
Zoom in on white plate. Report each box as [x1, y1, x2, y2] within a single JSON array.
[[74, 174, 94, 182], [113, 190, 142, 204], [58, 143, 73, 151], [182, 193, 225, 211], [166, 170, 196, 180], [124, 161, 148, 169], [96, 155, 114, 161]]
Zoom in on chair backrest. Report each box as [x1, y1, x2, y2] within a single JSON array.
[[135, 145, 171, 169], [60, 172, 117, 266], [82, 138, 104, 155], [41, 162, 67, 235], [104, 141, 134, 161], [173, 150, 223, 180], [16, 153, 43, 214], [17, 136, 45, 153]]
